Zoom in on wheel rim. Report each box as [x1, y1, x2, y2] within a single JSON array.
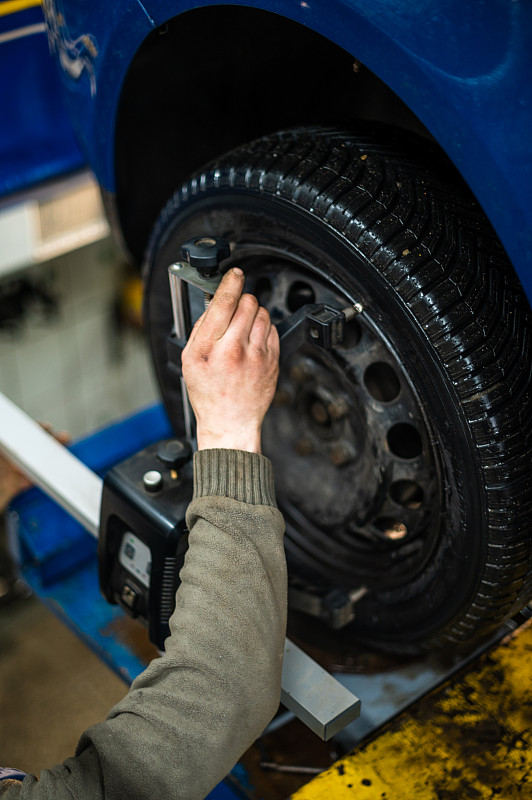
[[232, 249, 441, 592]]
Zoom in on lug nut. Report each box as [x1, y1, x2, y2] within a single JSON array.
[[329, 443, 355, 467], [327, 397, 349, 420], [290, 364, 308, 383], [295, 438, 314, 457], [310, 400, 329, 426], [289, 359, 315, 383]]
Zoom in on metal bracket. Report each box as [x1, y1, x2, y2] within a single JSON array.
[[168, 261, 226, 296], [288, 582, 368, 630], [0, 391, 360, 739], [167, 261, 364, 369], [276, 302, 359, 363]]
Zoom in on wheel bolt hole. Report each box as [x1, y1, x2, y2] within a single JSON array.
[[364, 362, 400, 402], [287, 281, 316, 312], [390, 480, 424, 509], [375, 519, 408, 540], [387, 423, 422, 459]]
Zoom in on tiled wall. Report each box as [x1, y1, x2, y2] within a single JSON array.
[[0, 240, 160, 439]]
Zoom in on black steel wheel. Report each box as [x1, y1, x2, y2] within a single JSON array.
[[143, 127, 532, 653]]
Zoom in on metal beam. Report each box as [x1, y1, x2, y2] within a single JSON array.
[[0, 393, 101, 537], [282, 640, 361, 740]]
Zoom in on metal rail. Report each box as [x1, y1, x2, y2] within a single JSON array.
[[0, 393, 101, 537]]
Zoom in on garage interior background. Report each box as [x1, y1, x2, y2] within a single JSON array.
[[0, 0, 156, 772], [0, 184, 162, 772], [0, 239, 159, 437]]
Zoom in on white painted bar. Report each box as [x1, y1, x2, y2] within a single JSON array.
[[0, 393, 101, 537]]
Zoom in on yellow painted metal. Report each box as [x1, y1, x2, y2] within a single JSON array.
[[0, 0, 41, 18], [292, 619, 532, 799]]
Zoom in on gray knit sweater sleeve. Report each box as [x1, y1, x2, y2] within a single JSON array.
[[2, 449, 287, 800]]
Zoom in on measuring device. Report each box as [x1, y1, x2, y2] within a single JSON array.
[[0, 235, 363, 739], [100, 236, 362, 650], [98, 437, 193, 650]]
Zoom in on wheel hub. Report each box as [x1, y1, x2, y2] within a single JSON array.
[[243, 258, 440, 591], [281, 354, 362, 469]]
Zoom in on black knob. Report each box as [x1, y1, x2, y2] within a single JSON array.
[[156, 438, 192, 470], [181, 237, 231, 277]]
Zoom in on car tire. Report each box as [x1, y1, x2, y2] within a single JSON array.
[[143, 126, 532, 653]]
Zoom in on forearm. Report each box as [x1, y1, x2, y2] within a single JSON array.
[[3, 450, 286, 800], [85, 450, 287, 799]]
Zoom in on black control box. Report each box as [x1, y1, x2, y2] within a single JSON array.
[[98, 438, 193, 649]]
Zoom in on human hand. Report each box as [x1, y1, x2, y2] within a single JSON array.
[[181, 268, 280, 453], [0, 425, 70, 512]]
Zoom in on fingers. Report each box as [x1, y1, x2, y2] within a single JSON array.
[[195, 268, 245, 342], [228, 293, 260, 343], [267, 318, 280, 359], [249, 306, 273, 350], [184, 268, 279, 367]]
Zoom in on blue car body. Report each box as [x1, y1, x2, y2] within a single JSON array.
[[41, 0, 532, 303], [0, 0, 83, 196]]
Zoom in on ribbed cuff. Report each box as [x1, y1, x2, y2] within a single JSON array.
[[192, 449, 277, 507]]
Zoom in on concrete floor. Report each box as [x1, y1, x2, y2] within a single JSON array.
[[0, 592, 127, 775]]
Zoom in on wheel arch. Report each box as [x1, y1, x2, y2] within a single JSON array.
[[113, 5, 427, 263], [109, 2, 532, 302]]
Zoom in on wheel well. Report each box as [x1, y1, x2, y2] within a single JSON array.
[[115, 5, 430, 263]]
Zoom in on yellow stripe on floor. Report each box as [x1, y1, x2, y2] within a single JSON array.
[[292, 619, 532, 799]]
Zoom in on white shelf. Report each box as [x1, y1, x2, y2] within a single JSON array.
[[0, 171, 110, 279]]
